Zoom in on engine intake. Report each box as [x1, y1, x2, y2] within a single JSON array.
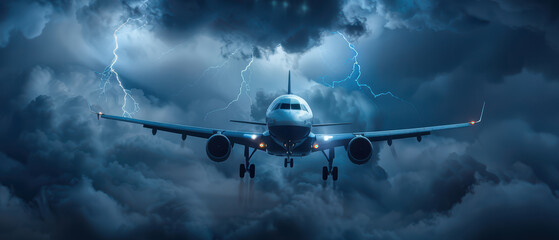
[[206, 134, 232, 162], [347, 136, 373, 165]]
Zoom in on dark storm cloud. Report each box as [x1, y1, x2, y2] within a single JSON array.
[[0, 0, 54, 47], [375, 0, 559, 33], [389, 182, 559, 240], [158, 0, 366, 53], [2, 0, 559, 239], [250, 89, 277, 121]]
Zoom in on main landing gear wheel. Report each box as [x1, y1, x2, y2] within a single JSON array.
[[290, 158, 294, 168], [284, 158, 288, 168], [239, 164, 246, 178], [332, 167, 338, 181], [322, 166, 328, 180], [249, 164, 255, 178]]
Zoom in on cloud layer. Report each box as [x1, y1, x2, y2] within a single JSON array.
[[1, 0, 559, 239]]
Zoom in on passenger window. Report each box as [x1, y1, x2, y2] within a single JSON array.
[[280, 103, 290, 109], [291, 104, 301, 110]]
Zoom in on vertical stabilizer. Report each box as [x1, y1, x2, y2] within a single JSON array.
[[288, 71, 292, 94]]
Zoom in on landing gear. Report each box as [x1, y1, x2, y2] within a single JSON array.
[[321, 166, 338, 181], [284, 158, 294, 168], [321, 148, 339, 181], [240, 146, 257, 179]]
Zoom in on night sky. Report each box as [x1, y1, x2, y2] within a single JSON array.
[[1, 0, 559, 239]]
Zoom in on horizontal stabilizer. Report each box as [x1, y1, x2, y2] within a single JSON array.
[[312, 122, 352, 127], [230, 120, 267, 126]]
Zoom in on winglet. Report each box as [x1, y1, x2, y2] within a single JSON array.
[[287, 70, 291, 94], [477, 102, 485, 123]]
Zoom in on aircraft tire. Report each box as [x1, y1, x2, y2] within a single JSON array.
[[240, 164, 246, 178], [332, 167, 338, 181], [249, 164, 255, 178], [322, 166, 328, 180]]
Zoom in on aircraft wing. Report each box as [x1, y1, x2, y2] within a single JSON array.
[[313, 103, 485, 151], [97, 113, 264, 149]]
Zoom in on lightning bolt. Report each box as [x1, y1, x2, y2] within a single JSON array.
[[95, 0, 151, 117], [97, 17, 146, 117], [322, 31, 409, 103], [204, 55, 255, 120]]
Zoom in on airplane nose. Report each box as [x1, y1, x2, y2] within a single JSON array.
[[267, 110, 312, 141], [269, 111, 310, 127]]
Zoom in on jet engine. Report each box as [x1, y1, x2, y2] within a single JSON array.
[[206, 134, 232, 162], [347, 136, 373, 165]]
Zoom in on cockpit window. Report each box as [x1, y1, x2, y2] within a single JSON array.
[[272, 100, 308, 112]]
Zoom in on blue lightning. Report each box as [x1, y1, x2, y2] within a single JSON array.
[[204, 55, 255, 120], [97, 17, 147, 117], [323, 31, 409, 103]]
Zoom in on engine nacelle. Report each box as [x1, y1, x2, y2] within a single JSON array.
[[347, 136, 373, 165], [206, 134, 232, 162]]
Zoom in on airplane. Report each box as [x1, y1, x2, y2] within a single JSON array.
[[96, 71, 484, 181]]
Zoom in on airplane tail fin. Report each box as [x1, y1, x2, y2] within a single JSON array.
[[288, 71, 291, 94]]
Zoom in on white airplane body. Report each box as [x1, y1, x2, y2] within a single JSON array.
[[98, 72, 484, 180]]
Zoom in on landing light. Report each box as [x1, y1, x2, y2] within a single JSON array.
[[323, 135, 333, 141], [313, 144, 319, 149], [251, 134, 257, 140]]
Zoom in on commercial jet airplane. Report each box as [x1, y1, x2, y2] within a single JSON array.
[[96, 72, 484, 181]]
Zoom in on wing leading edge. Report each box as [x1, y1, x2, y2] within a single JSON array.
[[313, 102, 485, 151], [97, 113, 264, 149]]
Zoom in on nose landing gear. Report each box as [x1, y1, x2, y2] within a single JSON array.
[[321, 148, 338, 181], [284, 158, 294, 168]]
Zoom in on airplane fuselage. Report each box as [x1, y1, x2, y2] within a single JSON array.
[[264, 94, 315, 157]]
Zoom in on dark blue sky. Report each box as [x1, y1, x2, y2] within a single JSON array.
[[1, 0, 559, 239]]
